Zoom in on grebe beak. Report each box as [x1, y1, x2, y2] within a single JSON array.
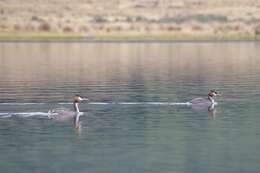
[[81, 97, 89, 101], [214, 91, 221, 96]]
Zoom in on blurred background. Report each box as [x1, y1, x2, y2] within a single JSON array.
[[1, 0, 260, 38]]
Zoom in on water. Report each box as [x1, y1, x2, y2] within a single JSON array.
[[0, 42, 260, 173]]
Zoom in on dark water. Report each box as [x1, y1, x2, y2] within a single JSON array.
[[0, 42, 260, 173]]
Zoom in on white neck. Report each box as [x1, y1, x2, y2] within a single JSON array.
[[73, 102, 80, 112], [208, 96, 215, 104]]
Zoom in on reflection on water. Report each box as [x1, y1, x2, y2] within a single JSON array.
[[0, 42, 260, 173], [208, 105, 217, 120], [1, 42, 260, 103]]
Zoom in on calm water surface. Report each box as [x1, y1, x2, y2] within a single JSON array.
[[0, 42, 260, 173]]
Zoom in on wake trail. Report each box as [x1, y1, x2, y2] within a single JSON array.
[[0, 102, 192, 106]]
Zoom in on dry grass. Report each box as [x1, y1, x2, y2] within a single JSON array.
[[38, 22, 51, 32], [0, 0, 260, 37], [191, 24, 203, 31], [63, 26, 73, 32]]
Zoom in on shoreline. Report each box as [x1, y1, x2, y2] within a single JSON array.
[[0, 33, 260, 42]]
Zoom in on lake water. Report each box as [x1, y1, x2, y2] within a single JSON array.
[[0, 41, 260, 173]]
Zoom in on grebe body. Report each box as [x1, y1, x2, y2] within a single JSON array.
[[189, 90, 220, 108], [48, 95, 87, 121]]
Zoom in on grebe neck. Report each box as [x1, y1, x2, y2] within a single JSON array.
[[73, 102, 80, 112], [208, 96, 215, 104]]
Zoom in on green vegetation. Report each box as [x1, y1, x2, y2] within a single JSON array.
[[91, 34, 259, 41], [0, 33, 82, 40], [0, 32, 259, 41], [255, 25, 260, 36], [159, 14, 228, 24]]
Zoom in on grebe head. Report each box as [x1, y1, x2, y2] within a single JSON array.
[[208, 89, 221, 104], [73, 95, 89, 113], [208, 90, 217, 97], [73, 95, 83, 103]]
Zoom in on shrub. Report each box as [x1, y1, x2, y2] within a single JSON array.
[[92, 16, 107, 23], [38, 22, 51, 31], [145, 26, 150, 32], [255, 25, 260, 35], [136, 16, 147, 22], [98, 25, 104, 30], [63, 26, 73, 32], [167, 25, 181, 31], [31, 16, 40, 21], [126, 16, 134, 23], [25, 24, 35, 31], [79, 25, 89, 32], [106, 27, 111, 33], [192, 14, 227, 23], [159, 14, 227, 24], [191, 24, 203, 31], [226, 25, 240, 31], [0, 24, 7, 30], [13, 24, 21, 31]]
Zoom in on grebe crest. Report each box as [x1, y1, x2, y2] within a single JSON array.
[[73, 95, 83, 103]]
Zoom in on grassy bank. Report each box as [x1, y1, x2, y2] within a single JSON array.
[[91, 33, 260, 41], [0, 32, 259, 42], [0, 33, 82, 41]]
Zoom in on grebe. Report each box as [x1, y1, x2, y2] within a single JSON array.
[[189, 90, 221, 107], [48, 95, 88, 120]]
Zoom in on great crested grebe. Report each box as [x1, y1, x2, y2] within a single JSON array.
[[48, 95, 88, 120], [189, 89, 221, 107]]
